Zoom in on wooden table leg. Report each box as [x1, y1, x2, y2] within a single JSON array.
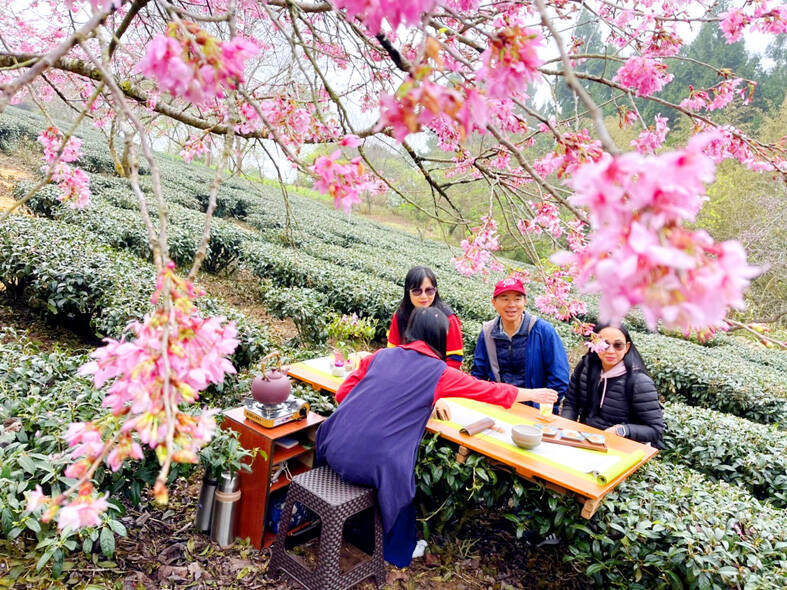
[[581, 496, 603, 519], [456, 445, 470, 464]]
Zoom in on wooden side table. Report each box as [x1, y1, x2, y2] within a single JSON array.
[[222, 407, 325, 549]]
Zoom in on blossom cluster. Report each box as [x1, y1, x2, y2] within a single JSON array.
[[179, 134, 212, 163], [64, 0, 122, 12], [311, 143, 385, 212], [378, 79, 488, 142], [679, 79, 752, 112], [534, 269, 587, 321], [477, 25, 543, 99], [37, 126, 91, 209], [720, 2, 787, 44], [137, 23, 258, 106], [631, 115, 669, 155], [518, 200, 562, 238], [26, 265, 239, 529], [453, 216, 503, 277], [613, 57, 673, 97], [553, 132, 760, 332], [332, 0, 439, 34]]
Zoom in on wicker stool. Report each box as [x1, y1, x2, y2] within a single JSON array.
[[269, 466, 386, 590]]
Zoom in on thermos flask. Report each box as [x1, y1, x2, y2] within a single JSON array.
[[210, 471, 241, 547], [195, 475, 217, 532]]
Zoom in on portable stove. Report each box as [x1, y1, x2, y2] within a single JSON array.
[[243, 396, 310, 428]]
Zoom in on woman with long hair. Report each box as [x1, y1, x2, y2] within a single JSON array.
[[387, 266, 464, 368], [316, 307, 557, 567], [561, 324, 664, 447]]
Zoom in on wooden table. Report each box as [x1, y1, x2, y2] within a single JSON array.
[[287, 357, 658, 518]]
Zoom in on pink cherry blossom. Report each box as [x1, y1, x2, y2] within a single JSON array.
[[137, 25, 258, 106], [554, 132, 760, 332], [310, 149, 381, 212], [453, 216, 502, 277], [332, 0, 439, 34], [37, 127, 91, 208], [57, 488, 109, 531], [478, 26, 543, 99], [65, 266, 240, 527], [631, 115, 669, 154], [613, 56, 673, 96], [26, 485, 48, 513], [719, 8, 750, 43], [64, 0, 122, 13]]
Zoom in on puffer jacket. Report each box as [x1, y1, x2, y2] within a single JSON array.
[[561, 358, 665, 448]]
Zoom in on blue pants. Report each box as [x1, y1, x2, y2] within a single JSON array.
[[383, 502, 417, 568]]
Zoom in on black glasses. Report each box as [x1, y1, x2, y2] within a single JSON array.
[[410, 287, 436, 297], [604, 340, 627, 351]]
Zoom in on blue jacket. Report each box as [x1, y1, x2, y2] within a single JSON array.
[[471, 313, 569, 408]]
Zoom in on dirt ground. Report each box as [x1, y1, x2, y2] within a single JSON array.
[[0, 471, 589, 590]]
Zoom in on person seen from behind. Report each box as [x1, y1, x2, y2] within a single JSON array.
[[316, 307, 557, 567]]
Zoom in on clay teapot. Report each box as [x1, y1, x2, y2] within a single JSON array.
[[251, 352, 291, 405]]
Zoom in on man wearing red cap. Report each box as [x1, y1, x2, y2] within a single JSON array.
[[470, 277, 569, 412]]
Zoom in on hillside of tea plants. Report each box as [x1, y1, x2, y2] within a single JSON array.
[[1, 105, 785, 589]]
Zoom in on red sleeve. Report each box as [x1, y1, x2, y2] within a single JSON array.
[[386, 313, 401, 347], [335, 350, 379, 403], [445, 314, 464, 370], [433, 367, 518, 408]]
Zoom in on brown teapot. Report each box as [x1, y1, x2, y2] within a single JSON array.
[[251, 352, 291, 405]]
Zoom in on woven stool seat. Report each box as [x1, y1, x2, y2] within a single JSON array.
[[269, 466, 386, 590]]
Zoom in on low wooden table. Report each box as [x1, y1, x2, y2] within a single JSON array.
[[287, 356, 658, 518]]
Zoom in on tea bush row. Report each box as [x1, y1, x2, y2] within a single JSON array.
[[416, 435, 787, 589], [635, 332, 787, 425], [0, 215, 270, 370], [15, 179, 251, 275], [662, 402, 787, 507], [0, 331, 130, 575], [0, 107, 148, 175]]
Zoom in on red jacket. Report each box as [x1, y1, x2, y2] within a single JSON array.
[[336, 340, 518, 406], [386, 312, 464, 369]]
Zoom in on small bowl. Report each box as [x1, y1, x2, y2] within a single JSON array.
[[511, 424, 542, 449]]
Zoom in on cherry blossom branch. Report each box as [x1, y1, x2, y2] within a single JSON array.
[[188, 115, 234, 280], [0, 3, 122, 111], [76, 40, 170, 268], [535, 0, 620, 156], [108, 0, 150, 57], [0, 83, 103, 222], [724, 318, 787, 349]]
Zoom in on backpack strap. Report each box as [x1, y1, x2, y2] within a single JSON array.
[[482, 319, 501, 382], [526, 314, 537, 336]]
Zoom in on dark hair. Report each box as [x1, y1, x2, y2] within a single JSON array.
[[395, 266, 454, 337], [580, 323, 650, 417], [404, 307, 449, 359]]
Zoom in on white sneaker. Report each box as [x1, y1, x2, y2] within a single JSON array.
[[411, 539, 428, 559]]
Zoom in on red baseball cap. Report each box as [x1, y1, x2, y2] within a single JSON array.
[[493, 277, 526, 298]]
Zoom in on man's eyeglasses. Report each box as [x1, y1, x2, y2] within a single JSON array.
[[410, 287, 436, 297], [603, 340, 627, 351]]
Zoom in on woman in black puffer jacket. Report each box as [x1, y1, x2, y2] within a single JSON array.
[[562, 324, 664, 448]]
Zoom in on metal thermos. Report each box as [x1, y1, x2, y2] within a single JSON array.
[[210, 471, 241, 547], [195, 475, 217, 533]]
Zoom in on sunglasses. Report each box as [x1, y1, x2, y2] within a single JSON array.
[[603, 340, 627, 351], [410, 287, 436, 297]]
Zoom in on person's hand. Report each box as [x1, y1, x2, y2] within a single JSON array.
[[605, 424, 625, 436], [431, 399, 451, 421], [528, 388, 558, 404]]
